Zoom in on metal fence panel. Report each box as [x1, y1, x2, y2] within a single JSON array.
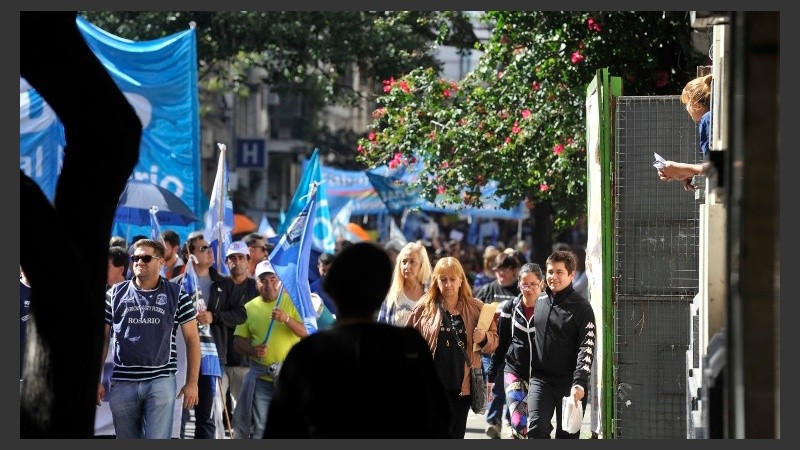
[[612, 96, 700, 438]]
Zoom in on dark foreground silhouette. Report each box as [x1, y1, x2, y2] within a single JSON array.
[[20, 11, 141, 437]]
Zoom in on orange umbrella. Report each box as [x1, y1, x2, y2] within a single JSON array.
[[233, 213, 257, 235]]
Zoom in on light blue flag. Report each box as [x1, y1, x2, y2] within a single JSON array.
[[279, 148, 335, 254], [203, 144, 234, 276], [258, 212, 277, 238], [269, 182, 320, 334]]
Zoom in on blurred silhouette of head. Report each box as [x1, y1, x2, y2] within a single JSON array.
[[323, 242, 392, 320]]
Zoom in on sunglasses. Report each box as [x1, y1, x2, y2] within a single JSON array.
[[198, 245, 211, 253], [131, 254, 160, 263]]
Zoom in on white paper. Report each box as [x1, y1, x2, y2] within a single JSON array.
[[652, 152, 667, 169]]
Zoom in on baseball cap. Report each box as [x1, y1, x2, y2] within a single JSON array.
[[255, 259, 276, 278], [226, 240, 248, 258]]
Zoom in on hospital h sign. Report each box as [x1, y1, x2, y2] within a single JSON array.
[[236, 138, 265, 168]]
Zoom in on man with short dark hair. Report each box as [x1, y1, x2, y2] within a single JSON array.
[[263, 243, 452, 438], [107, 246, 129, 288], [242, 232, 267, 278], [161, 229, 184, 279], [309, 252, 335, 313], [97, 239, 200, 439], [527, 250, 596, 439]]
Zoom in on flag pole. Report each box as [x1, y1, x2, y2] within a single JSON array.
[[216, 143, 226, 271], [261, 285, 286, 346]]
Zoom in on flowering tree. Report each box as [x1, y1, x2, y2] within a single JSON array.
[[356, 11, 708, 230]]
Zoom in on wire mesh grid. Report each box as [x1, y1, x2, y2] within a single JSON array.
[[614, 96, 700, 296], [611, 96, 700, 438], [613, 298, 691, 438]]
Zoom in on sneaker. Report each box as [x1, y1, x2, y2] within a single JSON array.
[[485, 423, 502, 439]]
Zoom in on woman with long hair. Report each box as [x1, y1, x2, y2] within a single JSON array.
[[487, 262, 545, 438], [405, 257, 499, 438], [377, 242, 431, 326]]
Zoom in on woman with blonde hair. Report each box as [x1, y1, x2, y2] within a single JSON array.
[[377, 242, 431, 326], [405, 257, 499, 438], [658, 74, 714, 191]]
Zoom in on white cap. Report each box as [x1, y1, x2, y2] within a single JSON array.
[[226, 240, 248, 258], [255, 259, 276, 277]]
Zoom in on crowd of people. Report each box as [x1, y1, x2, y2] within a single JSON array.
[[21, 215, 593, 439]]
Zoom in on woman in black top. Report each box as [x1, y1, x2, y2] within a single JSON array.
[[488, 262, 544, 438]]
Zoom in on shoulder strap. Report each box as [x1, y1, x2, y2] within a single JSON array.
[[438, 303, 471, 365]]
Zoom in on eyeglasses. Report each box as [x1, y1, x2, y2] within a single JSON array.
[[519, 283, 541, 291], [131, 254, 160, 263], [198, 245, 211, 253]]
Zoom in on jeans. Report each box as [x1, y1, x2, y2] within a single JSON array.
[[250, 378, 275, 439], [109, 375, 176, 439], [481, 353, 508, 426]]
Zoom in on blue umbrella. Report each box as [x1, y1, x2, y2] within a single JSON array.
[[115, 180, 198, 226]]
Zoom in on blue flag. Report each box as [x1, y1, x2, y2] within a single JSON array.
[[203, 144, 234, 276], [269, 182, 320, 334], [279, 148, 335, 254]]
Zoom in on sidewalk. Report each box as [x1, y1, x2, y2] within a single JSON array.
[[464, 401, 595, 439]]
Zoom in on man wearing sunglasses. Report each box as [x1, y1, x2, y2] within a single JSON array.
[[97, 238, 201, 439]]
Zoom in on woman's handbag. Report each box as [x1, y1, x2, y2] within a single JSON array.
[[439, 304, 487, 414]]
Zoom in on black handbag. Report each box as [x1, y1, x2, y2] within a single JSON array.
[[439, 304, 487, 414]]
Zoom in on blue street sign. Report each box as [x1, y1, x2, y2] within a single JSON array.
[[236, 138, 265, 168]]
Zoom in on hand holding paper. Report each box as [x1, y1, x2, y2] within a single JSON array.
[[653, 152, 667, 169]]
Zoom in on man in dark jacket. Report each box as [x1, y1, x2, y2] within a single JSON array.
[[527, 250, 596, 439]]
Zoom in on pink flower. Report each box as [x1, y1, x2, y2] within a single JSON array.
[[512, 122, 521, 134], [553, 144, 564, 155], [571, 52, 584, 64], [532, 81, 541, 91], [521, 109, 532, 118], [540, 183, 549, 192], [587, 17, 602, 32], [505, 137, 512, 144], [443, 89, 451, 98], [357, 145, 364, 153], [441, 161, 449, 168], [567, 138, 574, 145], [368, 132, 376, 141], [389, 160, 398, 169], [450, 81, 458, 90], [383, 84, 392, 93], [437, 185, 446, 195], [398, 80, 410, 93]]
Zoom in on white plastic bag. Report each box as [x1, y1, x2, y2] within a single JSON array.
[[561, 396, 584, 434]]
